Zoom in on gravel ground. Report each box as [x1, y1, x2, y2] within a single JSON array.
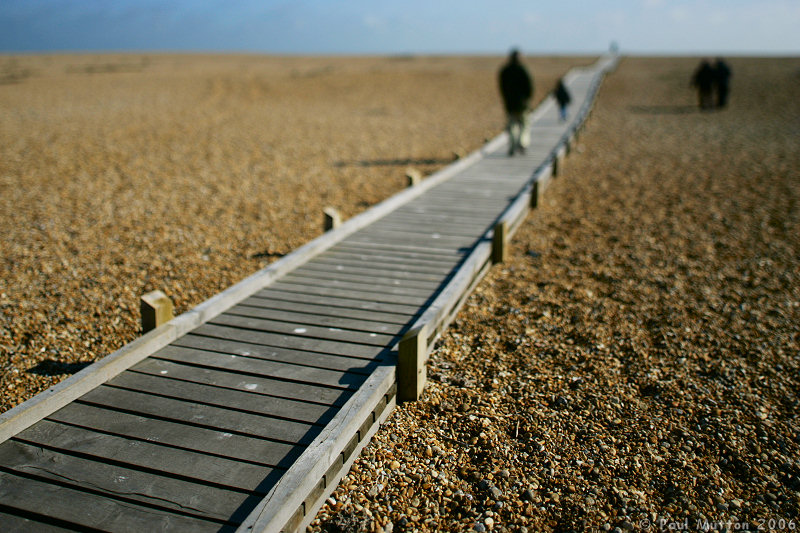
[[0, 53, 583, 411], [313, 57, 800, 532], [2, 55, 798, 532]]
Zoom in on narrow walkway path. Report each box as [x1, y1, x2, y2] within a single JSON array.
[[0, 54, 617, 533]]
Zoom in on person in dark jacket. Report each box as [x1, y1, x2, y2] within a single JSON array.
[[499, 49, 534, 156], [713, 58, 732, 108], [554, 78, 571, 122], [691, 59, 715, 110]]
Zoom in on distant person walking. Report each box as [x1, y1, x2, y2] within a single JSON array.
[[691, 59, 715, 111], [554, 78, 571, 122], [713, 58, 732, 108], [499, 49, 534, 156]]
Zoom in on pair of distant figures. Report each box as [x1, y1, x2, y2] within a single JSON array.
[[692, 58, 732, 110], [498, 49, 571, 156]]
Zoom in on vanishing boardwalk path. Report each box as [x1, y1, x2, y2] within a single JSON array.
[[0, 54, 617, 532]]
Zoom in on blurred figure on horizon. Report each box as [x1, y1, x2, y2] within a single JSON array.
[[713, 58, 732, 108], [691, 59, 715, 110], [499, 49, 534, 156], [554, 78, 571, 122]]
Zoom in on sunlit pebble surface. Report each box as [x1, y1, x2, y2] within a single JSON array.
[[2, 55, 799, 533], [0, 53, 587, 412], [312, 58, 800, 532]]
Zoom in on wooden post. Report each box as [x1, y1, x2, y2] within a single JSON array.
[[405, 169, 421, 188], [492, 221, 508, 263], [323, 207, 341, 232], [530, 181, 542, 209], [397, 325, 428, 402], [140, 290, 173, 333], [553, 149, 566, 178]]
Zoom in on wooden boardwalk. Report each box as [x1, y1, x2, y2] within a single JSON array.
[[0, 54, 617, 532]]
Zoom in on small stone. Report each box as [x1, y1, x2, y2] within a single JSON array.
[[485, 517, 495, 530], [390, 460, 401, 470]]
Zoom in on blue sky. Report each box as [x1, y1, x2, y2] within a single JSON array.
[[1, 0, 798, 55]]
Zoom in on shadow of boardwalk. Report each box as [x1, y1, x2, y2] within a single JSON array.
[[27, 360, 92, 376]]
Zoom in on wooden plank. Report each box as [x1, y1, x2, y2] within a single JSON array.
[[355, 225, 486, 242], [253, 287, 421, 319], [154, 344, 367, 390], [15, 419, 279, 493], [380, 211, 496, 228], [288, 266, 446, 290], [335, 240, 473, 259], [208, 313, 397, 348], [356, 222, 485, 241], [0, 469, 227, 533], [0, 511, 69, 533], [107, 372, 337, 425], [48, 403, 302, 468], [308, 253, 457, 275], [240, 294, 414, 326], [0, 440, 254, 523], [194, 322, 389, 360], [295, 261, 447, 283], [333, 241, 466, 261], [78, 385, 321, 445], [375, 212, 496, 230], [225, 304, 406, 336], [277, 273, 436, 298], [400, 199, 509, 213], [177, 329, 382, 370], [132, 357, 354, 406], [341, 237, 471, 256], [266, 281, 431, 307]]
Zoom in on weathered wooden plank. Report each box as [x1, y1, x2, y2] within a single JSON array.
[[399, 200, 508, 214], [107, 372, 337, 426], [15, 419, 279, 493], [355, 225, 485, 243], [237, 295, 414, 326], [48, 403, 302, 468], [193, 322, 389, 360], [333, 241, 466, 261], [154, 344, 367, 390], [132, 357, 354, 406], [209, 313, 397, 348], [267, 281, 431, 307], [371, 216, 494, 235], [341, 236, 471, 256], [308, 253, 457, 275], [225, 304, 406, 337], [0, 469, 228, 533], [277, 273, 436, 298], [78, 385, 321, 445], [376, 215, 495, 233], [253, 287, 422, 318], [295, 261, 448, 283], [0, 511, 67, 533], [179, 330, 381, 372], [0, 440, 255, 523], [288, 266, 446, 290]]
